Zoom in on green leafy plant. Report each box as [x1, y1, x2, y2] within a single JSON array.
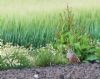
[[55, 5, 97, 62], [95, 47, 100, 60], [95, 40, 100, 59]]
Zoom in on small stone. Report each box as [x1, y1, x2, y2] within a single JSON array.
[[33, 74, 39, 79]]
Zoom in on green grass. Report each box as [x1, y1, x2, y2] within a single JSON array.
[[0, 11, 60, 47], [0, 0, 100, 48], [73, 9, 100, 40]]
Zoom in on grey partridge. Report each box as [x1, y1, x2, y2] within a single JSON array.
[[67, 49, 80, 63]]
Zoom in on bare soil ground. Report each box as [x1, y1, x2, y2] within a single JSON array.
[[0, 63, 100, 79]]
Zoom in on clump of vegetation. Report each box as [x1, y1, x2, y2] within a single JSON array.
[[0, 41, 67, 69], [0, 41, 35, 70], [55, 5, 99, 62], [35, 44, 66, 67]]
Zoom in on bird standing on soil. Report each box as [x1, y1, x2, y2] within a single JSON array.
[[66, 49, 80, 64]]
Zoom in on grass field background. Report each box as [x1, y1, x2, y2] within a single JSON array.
[[0, 0, 100, 47]]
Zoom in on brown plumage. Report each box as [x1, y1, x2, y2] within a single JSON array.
[[66, 49, 80, 63]]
